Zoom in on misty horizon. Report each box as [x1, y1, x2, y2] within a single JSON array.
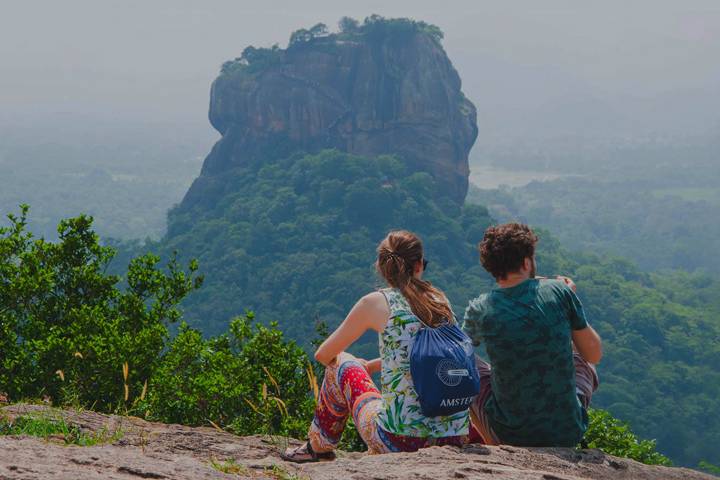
[[1, 0, 719, 156]]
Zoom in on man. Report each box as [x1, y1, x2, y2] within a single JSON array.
[[464, 223, 601, 447]]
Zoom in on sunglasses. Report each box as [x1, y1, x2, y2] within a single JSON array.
[[422, 259, 429, 271]]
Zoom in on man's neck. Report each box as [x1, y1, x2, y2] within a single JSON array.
[[497, 272, 532, 289]]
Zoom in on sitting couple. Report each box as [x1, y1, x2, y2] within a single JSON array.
[[283, 223, 602, 462]]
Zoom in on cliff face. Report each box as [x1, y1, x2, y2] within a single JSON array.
[[181, 29, 477, 210], [1, 404, 713, 480]]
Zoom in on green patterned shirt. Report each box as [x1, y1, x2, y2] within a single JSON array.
[[464, 279, 589, 447]]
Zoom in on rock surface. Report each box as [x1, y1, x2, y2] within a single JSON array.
[[181, 27, 477, 210], [0, 404, 712, 480]]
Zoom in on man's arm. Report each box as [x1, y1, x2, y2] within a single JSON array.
[[463, 296, 487, 346], [572, 325, 603, 364], [557, 276, 603, 364]]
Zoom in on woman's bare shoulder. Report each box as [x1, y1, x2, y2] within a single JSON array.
[[357, 291, 388, 309], [353, 291, 390, 330]]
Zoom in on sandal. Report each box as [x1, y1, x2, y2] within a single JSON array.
[[281, 441, 336, 463]]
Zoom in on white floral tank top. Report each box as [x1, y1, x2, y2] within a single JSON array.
[[376, 288, 470, 437]]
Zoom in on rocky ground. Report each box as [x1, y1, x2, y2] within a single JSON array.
[[0, 404, 713, 480]]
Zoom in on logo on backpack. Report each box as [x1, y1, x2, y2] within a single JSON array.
[[435, 359, 470, 386], [439, 396, 474, 408]]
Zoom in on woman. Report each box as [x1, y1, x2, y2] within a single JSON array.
[[282, 230, 469, 462]]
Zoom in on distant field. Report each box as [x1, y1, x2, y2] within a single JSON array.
[[0, 139, 206, 240], [651, 187, 720, 205], [469, 165, 583, 189]]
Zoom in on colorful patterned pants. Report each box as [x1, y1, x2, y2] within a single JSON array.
[[308, 353, 467, 454], [469, 353, 600, 445]]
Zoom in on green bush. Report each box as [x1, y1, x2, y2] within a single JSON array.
[[0, 208, 359, 446], [140, 314, 316, 439], [0, 205, 202, 410], [584, 409, 671, 466], [698, 461, 720, 476]]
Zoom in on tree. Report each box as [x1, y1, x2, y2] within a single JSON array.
[[309, 23, 328, 37], [289, 28, 312, 46], [289, 23, 328, 47], [338, 16, 359, 34], [0, 206, 202, 410]]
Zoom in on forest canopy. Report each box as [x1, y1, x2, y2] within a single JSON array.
[[156, 149, 495, 356]]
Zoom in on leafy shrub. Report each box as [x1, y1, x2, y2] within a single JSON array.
[[698, 461, 720, 476], [584, 409, 671, 466], [0, 208, 363, 447], [140, 313, 316, 439], [0, 205, 202, 410]]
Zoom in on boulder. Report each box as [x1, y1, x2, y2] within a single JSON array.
[[181, 26, 477, 210]]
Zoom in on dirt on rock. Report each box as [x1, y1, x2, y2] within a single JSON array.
[[0, 404, 712, 480]]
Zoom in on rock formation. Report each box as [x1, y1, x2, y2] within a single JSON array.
[[0, 404, 713, 480], [181, 20, 477, 211]]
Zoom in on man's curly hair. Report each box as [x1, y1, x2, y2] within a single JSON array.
[[479, 223, 538, 280]]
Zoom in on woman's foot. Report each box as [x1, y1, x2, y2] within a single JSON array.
[[281, 442, 336, 463]]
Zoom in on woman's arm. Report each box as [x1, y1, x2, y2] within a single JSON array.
[[314, 292, 388, 367]]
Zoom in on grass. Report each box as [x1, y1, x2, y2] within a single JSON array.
[[264, 433, 291, 456], [264, 464, 307, 480], [208, 458, 251, 475], [207, 459, 307, 479], [0, 412, 123, 446]]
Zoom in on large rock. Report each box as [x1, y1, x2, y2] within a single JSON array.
[[181, 26, 477, 210], [0, 404, 712, 480]]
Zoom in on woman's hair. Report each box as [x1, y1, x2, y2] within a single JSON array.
[[376, 230, 453, 327]]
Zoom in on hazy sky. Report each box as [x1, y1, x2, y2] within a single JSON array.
[[1, 0, 719, 151]]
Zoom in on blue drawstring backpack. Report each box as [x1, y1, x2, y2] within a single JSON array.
[[410, 319, 481, 417]]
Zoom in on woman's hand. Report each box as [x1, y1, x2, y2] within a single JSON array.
[[358, 358, 382, 375]]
